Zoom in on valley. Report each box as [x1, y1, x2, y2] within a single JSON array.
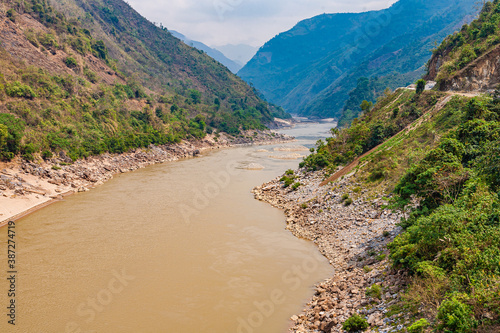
[[1, 0, 500, 332]]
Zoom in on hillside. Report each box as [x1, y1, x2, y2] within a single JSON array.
[[169, 30, 242, 74], [0, 0, 287, 162], [239, 0, 477, 121], [255, 2, 500, 331], [427, 0, 500, 92]]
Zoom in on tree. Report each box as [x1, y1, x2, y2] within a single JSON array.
[[416, 79, 426, 94], [360, 100, 373, 112]]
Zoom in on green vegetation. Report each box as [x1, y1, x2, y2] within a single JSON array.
[[64, 56, 78, 68], [280, 171, 297, 188], [300, 89, 444, 174], [416, 79, 426, 95], [366, 284, 382, 299], [342, 314, 369, 332], [408, 319, 429, 333], [293, 32, 499, 330], [431, 0, 500, 85], [0, 0, 287, 162], [388, 93, 500, 330]]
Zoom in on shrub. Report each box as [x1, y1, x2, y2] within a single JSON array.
[[21, 143, 36, 161], [42, 150, 53, 160], [383, 231, 390, 237], [366, 284, 382, 299], [0, 114, 25, 159], [6, 9, 16, 22], [292, 182, 301, 191], [302, 152, 330, 171], [38, 33, 59, 49], [408, 318, 429, 333], [437, 297, 477, 333], [83, 67, 98, 83], [416, 79, 426, 94], [342, 314, 369, 332], [301, 203, 308, 209], [341, 194, 350, 201], [64, 56, 78, 68], [285, 169, 294, 175], [344, 198, 353, 206], [5, 81, 37, 99], [280, 174, 296, 188], [457, 45, 476, 69]]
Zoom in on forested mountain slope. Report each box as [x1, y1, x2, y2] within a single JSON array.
[[0, 0, 286, 161], [239, 0, 477, 121]]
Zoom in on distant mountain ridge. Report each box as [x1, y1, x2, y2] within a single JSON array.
[[214, 44, 258, 67], [169, 30, 242, 73], [239, 0, 478, 120]]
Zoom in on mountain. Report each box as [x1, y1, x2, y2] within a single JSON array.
[[214, 44, 258, 67], [0, 0, 287, 161], [169, 30, 242, 73], [239, 0, 478, 120], [292, 2, 500, 330]]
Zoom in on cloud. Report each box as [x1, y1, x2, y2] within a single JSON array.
[[126, 0, 398, 46]]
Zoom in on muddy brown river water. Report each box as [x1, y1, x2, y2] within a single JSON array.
[[0, 122, 336, 333]]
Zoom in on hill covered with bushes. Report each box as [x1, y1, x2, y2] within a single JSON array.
[[0, 0, 287, 161], [295, 3, 500, 328]]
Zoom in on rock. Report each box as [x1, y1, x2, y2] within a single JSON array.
[[367, 312, 382, 326], [246, 163, 265, 170]]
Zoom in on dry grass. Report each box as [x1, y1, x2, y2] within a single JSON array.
[[402, 275, 450, 320]]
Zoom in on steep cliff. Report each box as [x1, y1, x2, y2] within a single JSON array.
[[427, 0, 500, 93]]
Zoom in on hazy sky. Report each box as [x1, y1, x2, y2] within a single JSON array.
[[125, 0, 398, 47]]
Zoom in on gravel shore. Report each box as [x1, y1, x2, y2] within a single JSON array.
[[254, 168, 414, 333], [0, 130, 291, 225]]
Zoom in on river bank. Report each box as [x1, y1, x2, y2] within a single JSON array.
[[0, 130, 292, 226], [254, 168, 414, 332]]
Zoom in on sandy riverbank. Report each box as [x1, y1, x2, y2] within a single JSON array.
[[0, 130, 292, 226], [253, 168, 414, 333]]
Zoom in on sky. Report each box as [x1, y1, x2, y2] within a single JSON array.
[[125, 0, 399, 47]]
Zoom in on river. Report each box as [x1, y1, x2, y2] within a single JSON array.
[[0, 121, 336, 333]]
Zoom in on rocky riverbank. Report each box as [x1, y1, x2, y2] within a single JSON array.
[[253, 168, 413, 333], [0, 130, 291, 225]]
